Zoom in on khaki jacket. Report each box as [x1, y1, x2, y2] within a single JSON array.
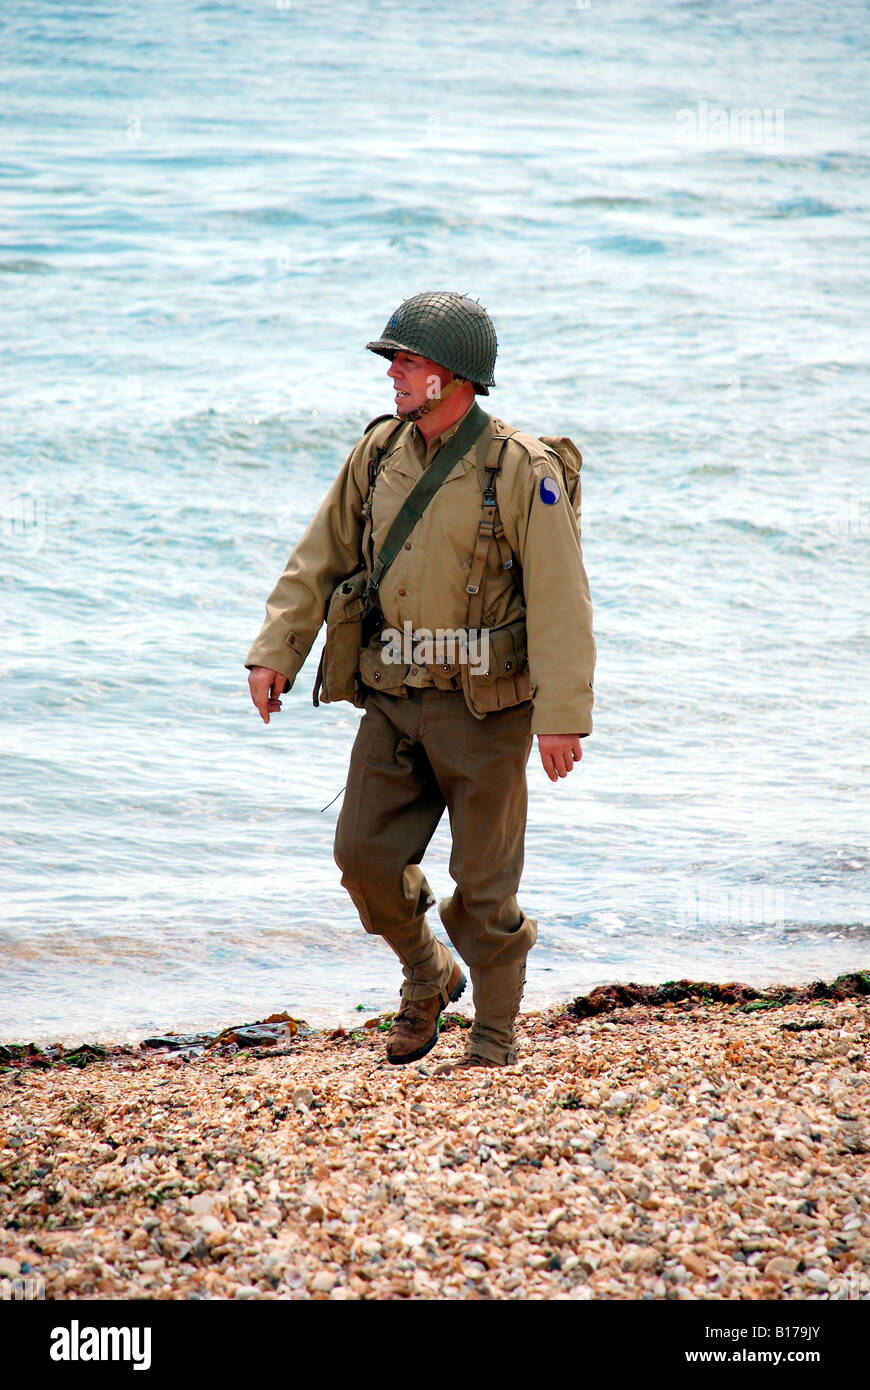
[[246, 403, 596, 735]]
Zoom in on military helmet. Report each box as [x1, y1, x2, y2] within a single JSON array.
[[366, 291, 497, 394]]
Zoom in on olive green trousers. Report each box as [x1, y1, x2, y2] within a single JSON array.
[[334, 687, 537, 1057]]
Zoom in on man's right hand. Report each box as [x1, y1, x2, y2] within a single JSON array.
[[248, 666, 288, 724]]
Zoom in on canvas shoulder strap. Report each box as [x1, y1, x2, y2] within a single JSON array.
[[465, 420, 522, 629], [360, 415, 406, 574], [368, 401, 490, 593]]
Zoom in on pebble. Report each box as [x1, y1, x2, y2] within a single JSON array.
[[189, 1193, 217, 1216], [197, 1215, 224, 1236], [1, 991, 867, 1301], [604, 1090, 632, 1110], [621, 1247, 657, 1272]]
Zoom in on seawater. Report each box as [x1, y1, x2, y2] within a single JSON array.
[[1, 0, 868, 1045]]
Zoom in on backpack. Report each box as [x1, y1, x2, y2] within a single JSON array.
[[487, 420, 583, 527]]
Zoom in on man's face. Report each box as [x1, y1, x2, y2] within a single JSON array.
[[387, 350, 452, 416]]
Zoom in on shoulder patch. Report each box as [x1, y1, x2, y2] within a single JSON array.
[[539, 476, 561, 505]]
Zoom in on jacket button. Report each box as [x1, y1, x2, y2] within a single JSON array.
[[410, 667, 418, 675], [404, 542, 412, 550], [504, 660, 513, 671], [398, 587, 406, 596], [373, 672, 381, 681]]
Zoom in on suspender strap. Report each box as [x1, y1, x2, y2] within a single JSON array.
[[466, 426, 521, 630], [368, 401, 490, 592], [361, 417, 405, 575]]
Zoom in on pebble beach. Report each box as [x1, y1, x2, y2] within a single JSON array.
[[2, 973, 868, 1302]]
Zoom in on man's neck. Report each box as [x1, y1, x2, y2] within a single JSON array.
[[414, 383, 477, 444]]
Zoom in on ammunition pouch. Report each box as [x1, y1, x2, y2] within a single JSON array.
[[424, 654, 463, 691], [460, 617, 532, 719], [358, 639, 411, 696]]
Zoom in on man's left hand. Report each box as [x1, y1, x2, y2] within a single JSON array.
[[537, 734, 583, 782]]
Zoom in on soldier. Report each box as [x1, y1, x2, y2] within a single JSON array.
[[246, 291, 595, 1073]]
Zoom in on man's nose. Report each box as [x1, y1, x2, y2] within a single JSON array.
[[387, 359, 400, 380]]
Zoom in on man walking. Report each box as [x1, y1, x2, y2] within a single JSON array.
[[247, 292, 595, 1071]]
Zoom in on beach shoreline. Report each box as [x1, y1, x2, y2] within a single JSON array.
[[4, 969, 868, 1067], [1, 971, 867, 1301]]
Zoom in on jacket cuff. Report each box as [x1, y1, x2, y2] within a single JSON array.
[[245, 629, 309, 688], [531, 695, 593, 737]]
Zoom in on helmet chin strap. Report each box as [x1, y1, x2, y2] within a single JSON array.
[[403, 374, 467, 422]]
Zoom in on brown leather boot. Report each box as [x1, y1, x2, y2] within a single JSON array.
[[386, 960, 466, 1065]]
